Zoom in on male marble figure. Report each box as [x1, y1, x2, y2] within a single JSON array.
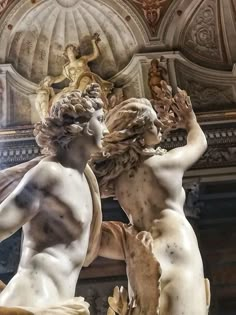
[[93, 93, 211, 314], [0, 84, 107, 314]]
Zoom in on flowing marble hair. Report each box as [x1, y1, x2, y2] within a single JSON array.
[[91, 98, 166, 197], [34, 83, 103, 155]]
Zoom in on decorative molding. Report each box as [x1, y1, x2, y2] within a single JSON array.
[[110, 55, 147, 98], [130, 0, 168, 35], [0, 64, 38, 127], [163, 124, 236, 148], [0, 137, 40, 169], [198, 147, 236, 168], [174, 57, 236, 113], [184, 2, 221, 60], [112, 52, 236, 116], [0, 123, 235, 169], [181, 81, 233, 111], [0, 0, 9, 15]]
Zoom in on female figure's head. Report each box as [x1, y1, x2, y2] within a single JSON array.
[[91, 98, 166, 197], [34, 83, 105, 155], [63, 44, 81, 62]]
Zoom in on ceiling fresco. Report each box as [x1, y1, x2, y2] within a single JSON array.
[[0, 0, 142, 83], [0, 0, 235, 127], [0, 0, 236, 77]]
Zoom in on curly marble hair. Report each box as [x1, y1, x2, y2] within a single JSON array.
[[34, 83, 103, 155], [91, 98, 166, 197]]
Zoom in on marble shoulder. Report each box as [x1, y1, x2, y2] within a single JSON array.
[[22, 159, 62, 189]]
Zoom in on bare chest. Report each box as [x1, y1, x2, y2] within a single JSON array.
[[24, 174, 93, 245]]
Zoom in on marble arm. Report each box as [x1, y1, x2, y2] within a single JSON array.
[[165, 118, 207, 171], [164, 94, 207, 172], [99, 221, 126, 261], [0, 164, 46, 242]]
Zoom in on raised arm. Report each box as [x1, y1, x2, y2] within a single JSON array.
[[83, 34, 100, 63], [163, 91, 207, 172], [0, 162, 51, 242]]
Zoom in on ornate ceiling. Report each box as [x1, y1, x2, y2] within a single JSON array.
[[0, 0, 235, 155], [0, 0, 141, 82], [1, 0, 236, 83], [0, 0, 235, 163]]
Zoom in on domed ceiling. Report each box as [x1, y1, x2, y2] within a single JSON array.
[[0, 0, 236, 117], [0, 0, 236, 82], [0, 0, 144, 83]]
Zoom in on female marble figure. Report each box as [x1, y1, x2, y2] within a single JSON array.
[[92, 94, 211, 315], [0, 84, 107, 314]]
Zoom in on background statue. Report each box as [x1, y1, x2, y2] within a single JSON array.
[[92, 93, 211, 315], [0, 84, 107, 314], [35, 76, 55, 123], [46, 33, 113, 108], [148, 57, 169, 98], [148, 58, 178, 136]]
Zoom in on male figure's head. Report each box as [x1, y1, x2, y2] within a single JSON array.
[[34, 83, 107, 157]]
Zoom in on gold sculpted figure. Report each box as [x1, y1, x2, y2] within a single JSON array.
[[148, 57, 169, 100], [35, 76, 55, 123], [35, 34, 113, 120], [47, 33, 113, 106]]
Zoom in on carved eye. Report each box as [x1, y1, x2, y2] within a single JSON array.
[[97, 116, 104, 123]]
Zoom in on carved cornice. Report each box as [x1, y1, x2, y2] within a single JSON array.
[[0, 127, 39, 169], [0, 123, 235, 170], [163, 123, 236, 169]]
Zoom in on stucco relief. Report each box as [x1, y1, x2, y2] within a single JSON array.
[[0, 0, 9, 14], [199, 147, 236, 167], [131, 0, 168, 34], [183, 1, 222, 62], [182, 81, 234, 111]]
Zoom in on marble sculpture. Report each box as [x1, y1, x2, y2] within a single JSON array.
[[0, 83, 107, 315], [0, 51, 210, 314]]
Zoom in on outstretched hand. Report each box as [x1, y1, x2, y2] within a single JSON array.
[[93, 32, 101, 44], [171, 90, 196, 129]]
